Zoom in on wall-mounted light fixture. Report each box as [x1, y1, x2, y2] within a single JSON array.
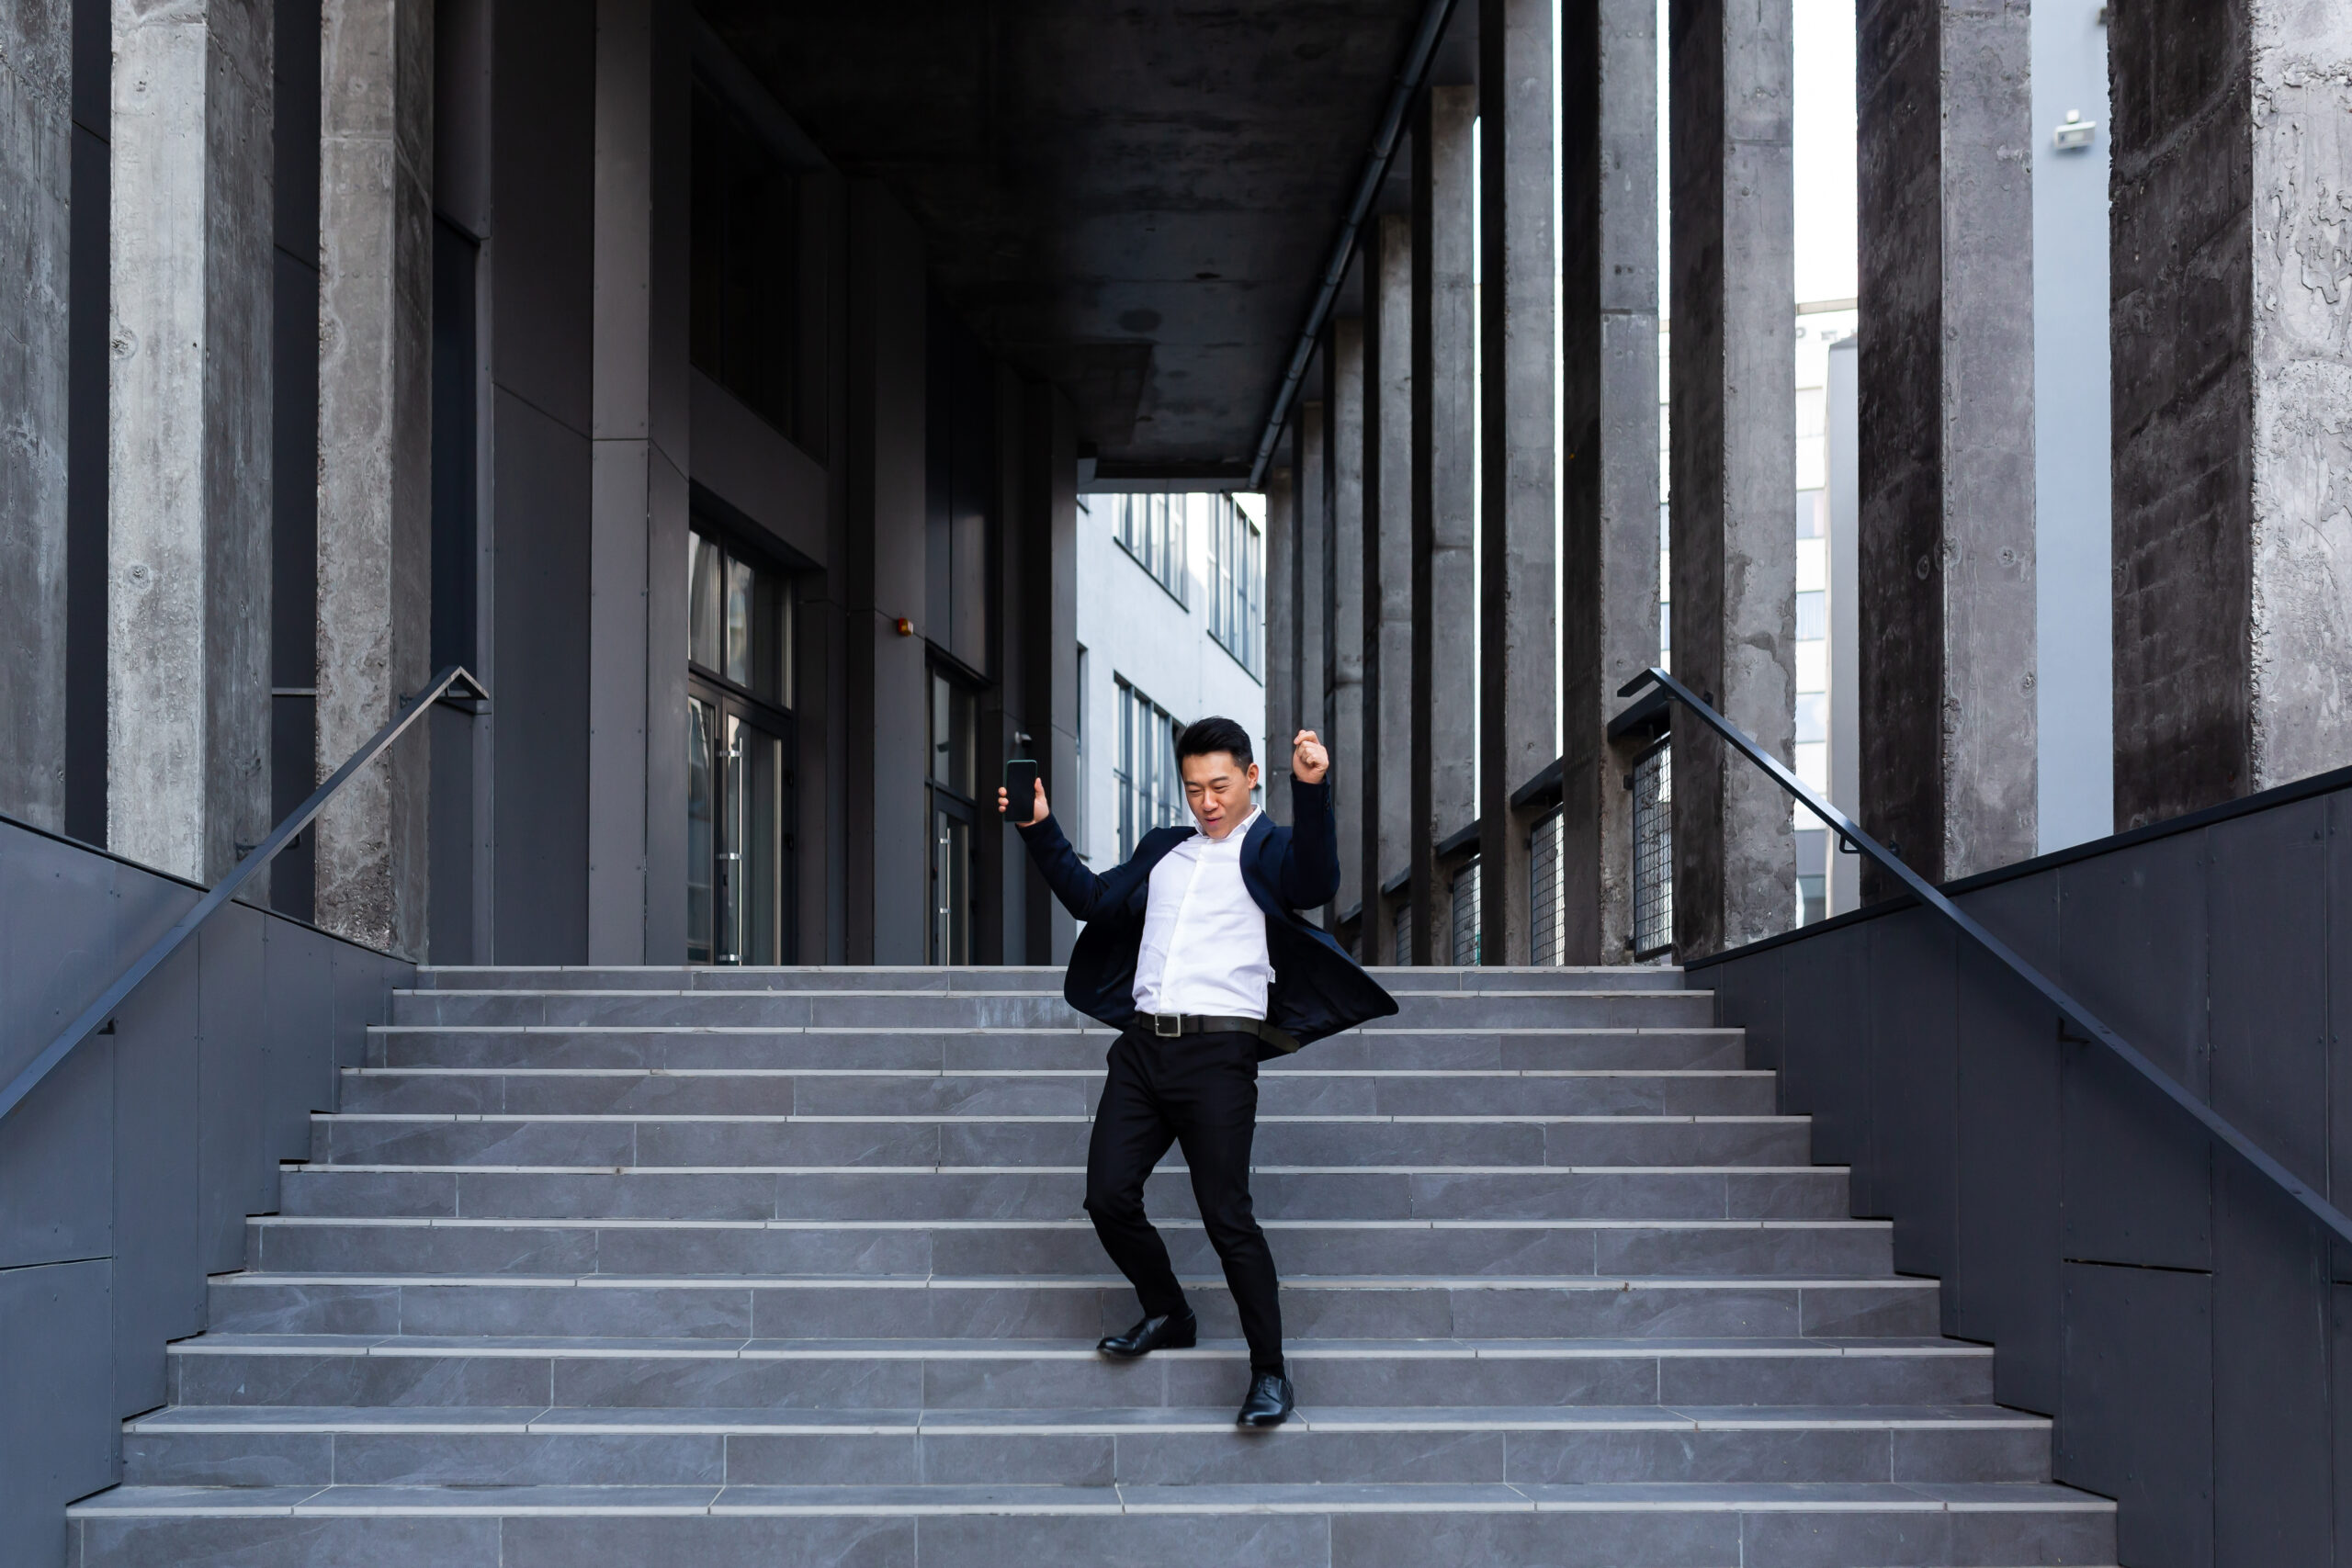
[[2053, 110, 2098, 152]]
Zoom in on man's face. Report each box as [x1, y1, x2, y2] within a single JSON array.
[[1181, 751, 1261, 840]]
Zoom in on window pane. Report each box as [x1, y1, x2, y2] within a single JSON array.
[[725, 555, 754, 687], [721, 712, 747, 963], [742, 723, 785, 964], [931, 672, 952, 785], [686, 696, 718, 962], [689, 532, 723, 670]]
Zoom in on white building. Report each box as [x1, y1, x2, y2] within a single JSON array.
[[1070, 492, 1270, 865]]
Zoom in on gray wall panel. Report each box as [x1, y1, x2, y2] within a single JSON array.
[[1868, 910, 1956, 1287], [2054, 832, 2210, 1095], [262, 921, 336, 1159], [2211, 1163, 2331, 1564], [1773, 925, 1872, 1208], [2205, 799, 2330, 1188], [198, 914, 269, 1275], [2056, 1260, 2212, 1568], [2061, 1040, 2215, 1271], [0, 1260, 116, 1568], [1707, 948, 1783, 1077], [107, 943, 202, 1419]]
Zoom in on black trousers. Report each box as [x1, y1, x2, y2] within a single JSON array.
[[1083, 1028, 1284, 1375]]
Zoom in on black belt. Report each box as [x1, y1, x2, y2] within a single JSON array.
[[1136, 1013, 1299, 1053]]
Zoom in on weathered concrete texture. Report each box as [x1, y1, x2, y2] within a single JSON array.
[[1668, 0, 1796, 958], [1478, 0, 1561, 966], [1295, 393, 1328, 783], [1324, 316, 1367, 928], [0, 0, 71, 830], [1856, 0, 2037, 886], [1365, 212, 1414, 960], [1262, 456, 1296, 811], [1559, 0, 1660, 963], [2109, 0, 2352, 828], [1412, 84, 1478, 962], [315, 0, 434, 955], [585, 0, 691, 963], [108, 0, 275, 886]]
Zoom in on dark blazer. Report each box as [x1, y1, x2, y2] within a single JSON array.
[[1014, 776, 1399, 1054]]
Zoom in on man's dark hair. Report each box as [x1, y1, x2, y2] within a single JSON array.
[[1174, 716, 1254, 768]]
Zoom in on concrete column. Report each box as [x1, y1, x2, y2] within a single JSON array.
[[1014, 378, 1077, 964], [1263, 452, 1296, 808], [314, 0, 433, 954], [1667, 0, 1796, 958], [1295, 394, 1328, 822], [1479, 0, 1561, 965], [1324, 317, 1367, 934], [1855, 0, 2037, 886], [1558, 0, 1660, 963], [1364, 212, 1414, 962], [2109, 0, 2352, 828], [0, 0, 70, 830], [1412, 83, 1478, 963], [108, 0, 275, 885], [586, 0, 690, 962]]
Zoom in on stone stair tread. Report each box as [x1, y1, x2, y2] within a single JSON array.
[[72, 1478, 2109, 1519], [215, 1269, 1920, 1288], [170, 1331, 1987, 1357]]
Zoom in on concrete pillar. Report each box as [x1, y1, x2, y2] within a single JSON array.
[[2109, 0, 2352, 828], [1324, 317, 1367, 934], [1558, 0, 1660, 964], [107, 0, 275, 885], [1295, 394, 1328, 831], [1263, 450, 1295, 808], [1364, 212, 1414, 962], [1412, 83, 1478, 963], [842, 184, 929, 963], [1479, 0, 1561, 965], [1013, 378, 1077, 964], [1855, 0, 2037, 886], [0, 0, 70, 831], [585, 0, 690, 962], [1667, 0, 1796, 958], [314, 0, 434, 955]]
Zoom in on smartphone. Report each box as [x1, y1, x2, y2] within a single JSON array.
[[1003, 758, 1040, 803]]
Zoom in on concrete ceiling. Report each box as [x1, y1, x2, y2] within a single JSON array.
[[698, 0, 1447, 481]]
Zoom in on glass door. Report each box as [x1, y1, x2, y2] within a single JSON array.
[[687, 525, 797, 965], [926, 667, 978, 965]]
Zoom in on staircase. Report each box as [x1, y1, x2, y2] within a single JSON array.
[[70, 966, 2114, 1566]]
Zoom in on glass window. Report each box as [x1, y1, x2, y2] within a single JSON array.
[[1111, 492, 1188, 605], [689, 533, 723, 672], [926, 666, 978, 964], [1114, 675, 1183, 860], [686, 696, 718, 963], [1072, 645, 1090, 858], [1205, 494, 1263, 679], [690, 525, 793, 710], [690, 80, 801, 441]]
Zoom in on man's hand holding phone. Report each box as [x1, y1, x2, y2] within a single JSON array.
[[998, 759, 1048, 827]]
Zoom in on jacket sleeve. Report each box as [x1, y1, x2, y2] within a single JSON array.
[[1014, 812, 1116, 922], [1277, 777, 1343, 908]]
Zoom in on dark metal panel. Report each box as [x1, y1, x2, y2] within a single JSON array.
[[2057, 833, 2214, 1270], [1707, 951, 1783, 1076], [263, 921, 338, 1157], [0, 1259, 117, 1568], [0, 1032, 113, 1275], [1951, 873, 2063, 1413], [2056, 1259, 2213, 1568], [2324, 797, 2352, 1259], [1868, 908, 1956, 1290], [107, 938, 202, 1419], [2211, 1162, 2330, 1564], [1778, 921, 1873, 1209], [2331, 1284, 2352, 1558], [488, 0, 595, 433], [198, 910, 270, 1275], [2205, 799, 2329, 1188]]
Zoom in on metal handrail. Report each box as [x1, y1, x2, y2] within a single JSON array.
[[1618, 663, 2352, 1249], [0, 664, 488, 1126]]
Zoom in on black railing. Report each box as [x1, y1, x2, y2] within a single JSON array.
[[1616, 663, 2352, 1249], [0, 665, 488, 1126]]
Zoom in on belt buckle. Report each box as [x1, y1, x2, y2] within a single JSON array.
[[1153, 1014, 1181, 1038]]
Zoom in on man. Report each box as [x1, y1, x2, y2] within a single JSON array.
[[998, 718, 1397, 1427]]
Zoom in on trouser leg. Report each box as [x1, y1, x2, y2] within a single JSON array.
[[1170, 1032, 1284, 1375], [1083, 1032, 1187, 1321]]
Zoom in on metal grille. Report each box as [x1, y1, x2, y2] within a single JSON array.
[[1450, 859, 1482, 965], [1630, 736, 1673, 958], [1393, 900, 1412, 965], [1529, 809, 1566, 965]]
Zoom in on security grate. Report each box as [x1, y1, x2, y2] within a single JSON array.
[[1393, 899, 1412, 965], [1450, 859, 1482, 965], [1529, 809, 1566, 965], [1630, 736, 1673, 958]]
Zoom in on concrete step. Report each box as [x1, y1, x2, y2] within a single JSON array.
[[387, 988, 1715, 1031], [242, 1216, 1894, 1280], [271, 1164, 1852, 1223], [410, 964, 1692, 994], [205, 1271, 1943, 1341], [335, 1066, 1775, 1117], [166, 1334, 1996, 1412], [119, 1402, 2052, 1490], [363, 1025, 1751, 1073], [305, 1112, 1805, 1169], [68, 1481, 2117, 1568]]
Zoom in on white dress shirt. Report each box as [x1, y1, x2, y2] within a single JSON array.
[[1132, 809, 1273, 1020]]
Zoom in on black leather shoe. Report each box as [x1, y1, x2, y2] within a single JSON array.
[[1097, 1311, 1198, 1359], [1236, 1372, 1295, 1427]]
